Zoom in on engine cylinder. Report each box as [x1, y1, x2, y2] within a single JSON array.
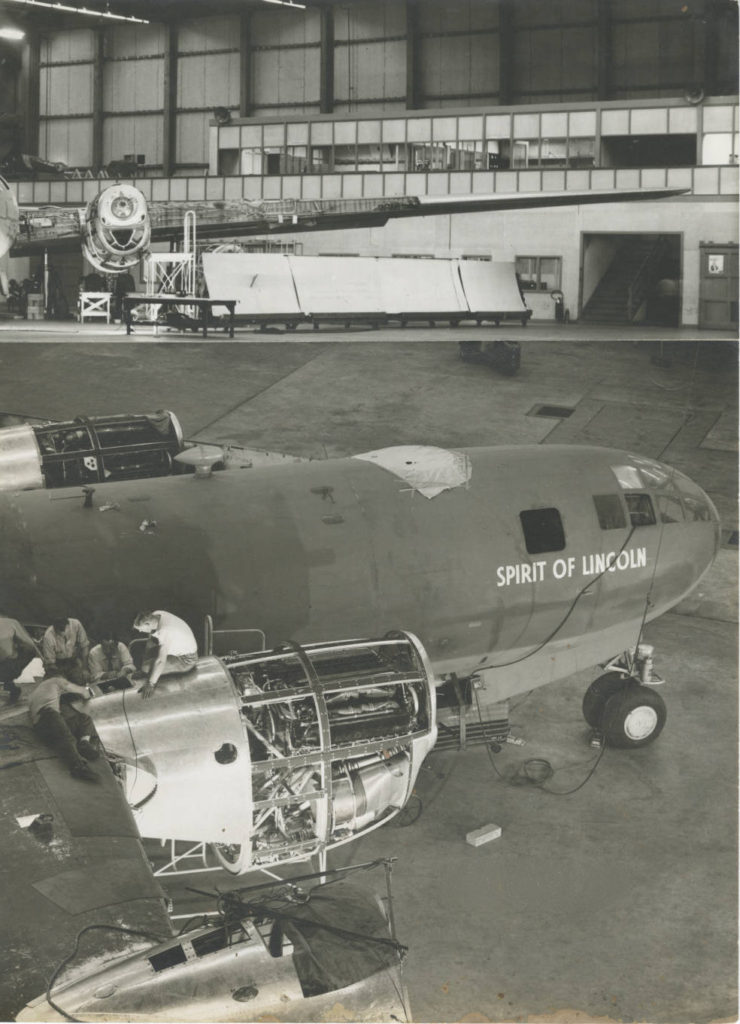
[[332, 752, 411, 830]]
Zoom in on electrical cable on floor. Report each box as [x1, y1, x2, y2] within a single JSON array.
[[474, 687, 608, 796]]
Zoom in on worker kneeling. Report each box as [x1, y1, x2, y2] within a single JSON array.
[[133, 610, 197, 700], [29, 676, 100, 783], [88, 631, 136, 693]]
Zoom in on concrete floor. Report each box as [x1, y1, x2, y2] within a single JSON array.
[[0, 333, 736, 1023]]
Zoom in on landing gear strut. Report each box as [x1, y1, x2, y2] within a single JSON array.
[[582, 646, 667, 749]]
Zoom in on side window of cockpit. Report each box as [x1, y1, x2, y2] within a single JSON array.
[[625, 493, 656, 527], [593, 494, 626, 530], [656, 492, 684, 523], [519, 507, 566, 554]]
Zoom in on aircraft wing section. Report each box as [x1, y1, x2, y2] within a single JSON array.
[[0, 710, 173, 1021], [12, 204, 83, 255], [6, 183, 687, 272], [145, 187, 687, 242]]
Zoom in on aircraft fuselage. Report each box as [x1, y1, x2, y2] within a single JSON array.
[[0, 444, 719, 702]]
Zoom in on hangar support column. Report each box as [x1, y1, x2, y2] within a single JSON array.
[[498, 0, 514, 106], [320, 7, 334, 114], [92, 29, 104, 172], [596, 0, 612, 100], [19, 27, 40, 157], [406, 0, 420, 109], [162, 23, 178, 178], [239, 12, 252, 118]]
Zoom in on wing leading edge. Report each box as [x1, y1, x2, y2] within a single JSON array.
[[9, 186, 687, 258]]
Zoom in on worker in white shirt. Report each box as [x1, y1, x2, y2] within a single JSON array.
[[28, 676, 100, 783], [41, 616, 90, 685], [88, 631, 136, 691], [132, 610, 197, 699]]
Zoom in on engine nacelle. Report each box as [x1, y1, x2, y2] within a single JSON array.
[[89, 633, 438, 874], [83, 183, 150, 274], [0, 410, 185, 491]]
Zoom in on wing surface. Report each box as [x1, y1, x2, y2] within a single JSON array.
[[0, 708, 173, 1020], [10, 187, 686, 256]]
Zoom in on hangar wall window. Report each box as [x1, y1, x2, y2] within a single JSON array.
[[515, 257, 561, 292], [625, 494, 656, 527], [593, 494, 627, 530], [519, 508, 566, 555]]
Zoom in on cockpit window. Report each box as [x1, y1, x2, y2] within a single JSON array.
[[625, 493, 656, 527], [519, 507, 566, 554], [682, 495, 713, 521], [593, 494, 627, 530], [656, 493, 685, 523], [672, 470, 714, 522], [610, 465, 643, 490]]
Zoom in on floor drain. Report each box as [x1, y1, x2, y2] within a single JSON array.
[[528, 403, 575, 419]]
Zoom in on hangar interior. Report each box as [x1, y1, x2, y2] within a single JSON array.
[[0, 0, 737, 328], [0, 337, 737, 1024], [0, 2, 737, 1022]]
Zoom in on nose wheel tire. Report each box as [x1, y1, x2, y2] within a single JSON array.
[[582, 672, 631, 728], [601, 685, 667, 748]]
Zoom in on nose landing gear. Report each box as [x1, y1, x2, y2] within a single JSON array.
[[582, 647, 667, 749]]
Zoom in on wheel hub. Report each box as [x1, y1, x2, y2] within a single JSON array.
[[623, 704, 658, 741]]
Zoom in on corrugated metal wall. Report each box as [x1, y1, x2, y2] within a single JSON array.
[[103, 23, 164, 167], [417, 2, 500, 109], [513, 0, 598, 103], [250, 8, 322, 117], [334, 1, 406, 113], [177, 16, 240, 168], [31, 0, 736, 172], [39, 29, 94, 166], [611, 0, 695, 99]]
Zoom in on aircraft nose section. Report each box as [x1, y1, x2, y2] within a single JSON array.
[[666, 463, 721, 561]]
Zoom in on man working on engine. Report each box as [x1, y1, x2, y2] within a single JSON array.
[[88, 631, 136, 691], [41, 616, 90, 685], [132, 610, 197, 699], [29, 675, 100, 783]]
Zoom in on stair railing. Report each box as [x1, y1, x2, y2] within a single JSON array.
[[627, 237, 669, 320]]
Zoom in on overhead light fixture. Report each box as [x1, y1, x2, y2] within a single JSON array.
[[260, 0, 307, 9], [0, 26, 26, 38], [2, 0, 149, 24]]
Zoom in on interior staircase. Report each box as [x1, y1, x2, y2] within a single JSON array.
[[581, 235, 666, 323]]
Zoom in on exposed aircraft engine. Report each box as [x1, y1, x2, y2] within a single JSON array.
[[89, 633, 437, 875], [0, 410, 185, 491], [83, 183, 151, 274]]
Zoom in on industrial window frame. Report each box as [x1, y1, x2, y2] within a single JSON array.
[[515, 256, 562, 292]]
